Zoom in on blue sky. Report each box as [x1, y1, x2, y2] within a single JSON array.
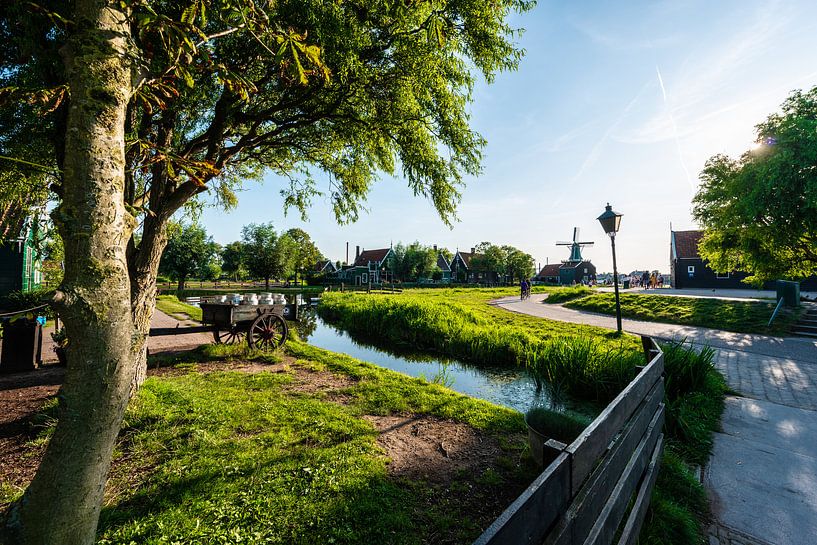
[[198, 0, 817, 274]]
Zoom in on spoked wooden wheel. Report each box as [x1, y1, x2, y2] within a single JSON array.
[[213, 325, 245, 345], [247, 313, 288, 351]]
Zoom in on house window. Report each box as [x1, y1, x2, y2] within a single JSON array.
[[584, 268, 588, 274], [362, 273, 368, 283], [716, 271, 729, 279], [687, 266, 695, 274]]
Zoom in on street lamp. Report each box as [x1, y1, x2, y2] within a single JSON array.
[[597, 203, 623, 334]]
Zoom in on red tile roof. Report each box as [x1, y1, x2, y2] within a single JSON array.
[[353, 248, 391, 267], [673, 230, 703, 259], [536, 263, 562, 278]]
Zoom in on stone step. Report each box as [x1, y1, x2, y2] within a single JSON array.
[[792, 324, 817, 334], [793, 330, 817, 339]]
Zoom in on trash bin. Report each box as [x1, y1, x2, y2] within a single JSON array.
[[623, 279, 631, 289], [0, 317, 42, 373], [776, 280, 800, 308]]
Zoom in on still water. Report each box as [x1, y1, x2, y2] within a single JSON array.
[[295, 306, 552, 414]]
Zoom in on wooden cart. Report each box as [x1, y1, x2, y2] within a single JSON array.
[[150, 301, 297, 351]]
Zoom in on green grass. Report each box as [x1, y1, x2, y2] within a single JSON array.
[[80, 341, 536, 544], [564, 292, 800, 335], [524, 408, 590, 444], [317, 289, 726, 545], [155, 295, 202, 321], [543, 285, 595, 304], [318, 289, 640, 402]]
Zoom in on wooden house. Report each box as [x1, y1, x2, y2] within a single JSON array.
[[313, 259, 338, 275], [670, 230, 751, 289], [339, 246, 394, 285], [0, 206, 43, 298], [533, 263, 562, 284], [450, 248, 501, 284], [670, 229, 817, 290], [435, 252, 452, 283]]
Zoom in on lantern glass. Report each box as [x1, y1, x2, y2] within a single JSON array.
[[597, 203, 622, 236]]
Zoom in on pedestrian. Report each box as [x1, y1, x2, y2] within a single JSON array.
[[641, 270, 649, 290], [658, 275, 664, 288]]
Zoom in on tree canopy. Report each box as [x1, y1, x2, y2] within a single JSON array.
[[158, 222, 219, 290], [693, 87, 817, 284], [241, 223, 297, 287]]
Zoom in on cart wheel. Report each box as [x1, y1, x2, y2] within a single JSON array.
[[213, 326, 245, 345], [248, 313, 288, 351]]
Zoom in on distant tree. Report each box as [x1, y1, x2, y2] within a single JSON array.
[[221, 242, 248, 282], [693, 87, 817, 284], [392, 242, 437, 281], [159, 223, 217, 291], [286, 228, 323, 284], [242, 223, 297, 289], [505, 248, 535, 283]]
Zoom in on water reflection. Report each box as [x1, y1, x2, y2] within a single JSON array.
[[295, 307, 556, 414]]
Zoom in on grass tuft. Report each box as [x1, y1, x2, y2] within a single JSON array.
[[543, 286, 595, 304]]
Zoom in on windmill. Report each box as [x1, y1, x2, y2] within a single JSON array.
[[556, 228, 594, 263]]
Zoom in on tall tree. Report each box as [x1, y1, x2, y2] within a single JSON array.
[[0, 0, 532, 542], [693, 87, 817, 284], [221, 241, 247, 281], [158, 222, 217, 290], [242, 223, 297, 288], [286, 228, 322, 284]]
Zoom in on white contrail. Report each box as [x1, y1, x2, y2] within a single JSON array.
[[656, 65, 695, 191]]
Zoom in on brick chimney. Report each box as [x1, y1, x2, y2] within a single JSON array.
[[356, 245, 360, 260], [433, 244, 438, 252], [471, 247, 475, 254]]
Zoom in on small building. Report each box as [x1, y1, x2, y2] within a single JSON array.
[[0, 207, 43, 298], [313, 259, 338, 275], [435, 252, 452, 283], [450, 248, 501, 284], [559, 261, 596, 285], [339, 246, 394, 285], [533, 263, 562, 284], [670, 230, 750, 289]]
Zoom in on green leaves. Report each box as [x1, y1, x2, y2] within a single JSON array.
[[693, 87, 817, 283]]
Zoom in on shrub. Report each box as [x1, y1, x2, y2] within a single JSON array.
[[524, 407, 590, 444]]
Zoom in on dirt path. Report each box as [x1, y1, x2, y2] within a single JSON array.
[[493, 294, 817, 545]]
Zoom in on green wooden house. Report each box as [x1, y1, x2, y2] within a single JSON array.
[[0, 206, 43, 298]]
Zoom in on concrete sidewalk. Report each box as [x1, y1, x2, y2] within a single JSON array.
[[492, 294, 817, 545]]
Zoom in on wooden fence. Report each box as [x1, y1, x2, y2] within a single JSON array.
[[474, 336, 665, 545]]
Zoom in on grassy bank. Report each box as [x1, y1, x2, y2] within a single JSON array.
[[155, 295, 202, 321], [318, 289, 726, 544], [15, 342, 536, 544], [564, 292, 800, 335], [318, 289, 641, 402], [542, 285, 595, 304]]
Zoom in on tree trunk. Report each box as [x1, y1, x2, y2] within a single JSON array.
[[265, 276, 270, 290], [178, 276, 186, 292], [2, 3, 136, 544]]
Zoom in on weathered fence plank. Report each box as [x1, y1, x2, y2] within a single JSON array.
[[617, 433, 665, 545], [566, 352, 664, 492], [473, 453, 571, 545], [567, 380, 664, 544], [583, 405, 665, 545], [473, 336, 666, 545]]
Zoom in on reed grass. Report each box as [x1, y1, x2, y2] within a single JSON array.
[[318, 291, 640, 402]]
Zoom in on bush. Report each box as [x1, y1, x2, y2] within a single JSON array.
[[525, 407, 590, 444]]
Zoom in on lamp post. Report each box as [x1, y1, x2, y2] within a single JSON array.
[[597, 203, 623, 334]]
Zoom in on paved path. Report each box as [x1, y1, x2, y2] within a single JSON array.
[[492, 294, 817, 545], [36, 309, 212, 362]]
